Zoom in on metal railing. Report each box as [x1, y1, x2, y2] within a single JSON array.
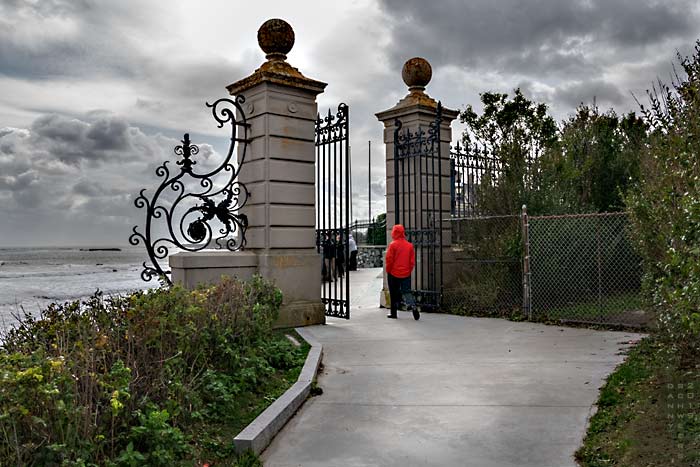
[[350, 217, 387, 246], [450, 141, 537, 218], [450, 143, 504, 218]]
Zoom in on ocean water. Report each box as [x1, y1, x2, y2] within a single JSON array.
[[0, 246, 165, 331]]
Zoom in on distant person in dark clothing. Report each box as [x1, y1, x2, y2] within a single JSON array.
[[348, 234, 358, 271], [385, 224, 418, 320], [322, 233, 336, 282], [335, 233, 345, 279]]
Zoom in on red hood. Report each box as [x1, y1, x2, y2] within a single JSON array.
[[391, 224, 406, 240]]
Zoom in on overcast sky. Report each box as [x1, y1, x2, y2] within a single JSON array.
[[1, 0, 699, 246]]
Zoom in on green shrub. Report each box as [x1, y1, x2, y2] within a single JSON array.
[[626, 41, 700, 365], [366, 213, 387, 246], [448, 216, 523, 316], [0, 275, 299, 466]]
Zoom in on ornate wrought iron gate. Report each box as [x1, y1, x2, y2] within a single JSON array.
[[131, 97, 250, 285], [393, 103, 444, 309], [315, 104, 351, 319]]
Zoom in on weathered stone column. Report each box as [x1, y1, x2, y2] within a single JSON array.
[[228, 19, 326, 327], [375, 58, 458, 307], [171, 19, 326, 327]]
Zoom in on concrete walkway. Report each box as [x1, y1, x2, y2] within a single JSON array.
[[262, 268, 644, 467]]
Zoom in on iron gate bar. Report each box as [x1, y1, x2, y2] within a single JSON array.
[[315, 103, 350, 319]]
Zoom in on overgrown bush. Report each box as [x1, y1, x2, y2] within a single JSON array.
[[460, 89, 559, 216], [459, 90, 646, 217], [626, 41, 700, 365], [447, 262, 523, 319], [0, 275, 304, 466], [366, 213, 387, 246], [448, 216, 523, 316]]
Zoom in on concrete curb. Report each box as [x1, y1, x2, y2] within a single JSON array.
[[233, 326, 323, 455]]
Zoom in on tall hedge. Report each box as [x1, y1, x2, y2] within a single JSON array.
[[626, 41, 700, 365]]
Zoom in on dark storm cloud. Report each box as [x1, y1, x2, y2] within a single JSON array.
[[72, 179, 108, 197], [28, 114, 136, 165], [0, 170, 38, 191], [1, 0, 91, 17], [505, 48, 600, 79], [0, 0, 259, 142], [0, 0, 246, 130], [554, 79, 627, 109], [376, 0, 700, 124], [377, 0, 699, 71], [85, 118, 130, 151], [32, 115, 88, 143], [0, 113, 178, 211], [0, 0, 144, 80]]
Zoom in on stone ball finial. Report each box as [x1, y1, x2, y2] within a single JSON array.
[[258, 18, 295, 60], [402, 57, 432, 91]]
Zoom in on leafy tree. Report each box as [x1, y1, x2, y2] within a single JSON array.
[[461, 88, 559, 159], [366, 213, 386, 245], [460, 89, 558, 215], [538, 105, 646, 214], [459, 89, 646, 215], [626, 41, 700, 364]]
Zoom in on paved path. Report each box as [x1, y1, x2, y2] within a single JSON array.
[[262, 268, 644, 467]]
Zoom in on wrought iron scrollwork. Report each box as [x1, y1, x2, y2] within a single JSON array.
[[315, 103, 348, 145], [394, 102, 442, 160], [130, 96, 251, 285]]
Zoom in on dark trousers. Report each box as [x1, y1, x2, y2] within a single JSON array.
[[388, 273, 410, 316], [336, 256, 345, 278], [323, 258, 336, 281], [349, 250, 358, 271]]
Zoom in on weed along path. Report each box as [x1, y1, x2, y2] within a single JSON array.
[[262, 268, 644, 467]]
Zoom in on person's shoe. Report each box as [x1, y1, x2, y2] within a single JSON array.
[[386, 313, 397, 319], [412, 308, 420, 320]]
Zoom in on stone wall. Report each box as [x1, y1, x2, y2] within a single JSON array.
[[357, 246, 385, 268]]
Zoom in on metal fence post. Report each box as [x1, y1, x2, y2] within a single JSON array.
[[596, 215, 603, 320], [521, 204, 532, 320]]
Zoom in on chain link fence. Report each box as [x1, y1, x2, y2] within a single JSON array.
[[442, 211, 649, 327], [527, 212, 649, 327], [443, 215, 523, 317]]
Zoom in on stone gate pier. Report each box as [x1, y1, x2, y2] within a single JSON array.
[[170, 19, 326, 327], [376, 58, 458, 307]]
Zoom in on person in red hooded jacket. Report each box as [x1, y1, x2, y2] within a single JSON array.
[[385, 224, 419, 320]]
